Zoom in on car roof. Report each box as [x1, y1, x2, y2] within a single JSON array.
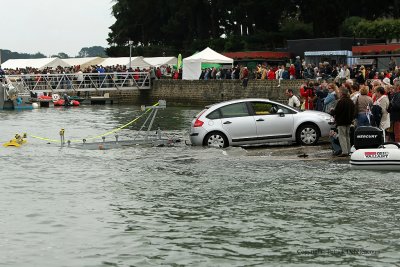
[[205, 98, 284, 109]]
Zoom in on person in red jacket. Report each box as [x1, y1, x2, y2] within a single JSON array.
[[267, 67, 276, 80], [156, 67, 162, 79], [300, 81, 315, 110]]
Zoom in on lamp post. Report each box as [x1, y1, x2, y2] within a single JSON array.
[[128, 40, 133, 70]]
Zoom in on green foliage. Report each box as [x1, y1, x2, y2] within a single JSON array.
[[105, 0, 400, 55], [1, 46, 107, 64], [107, 0, 294, 55], [224, 35, 246, 52], [51, 52, 69, 59], [353, 18, 400, 39], [0, 49, 46, 64], [77, 46, 107, 57], [341, 17, 366, 37], [280, 19, 313, 40]]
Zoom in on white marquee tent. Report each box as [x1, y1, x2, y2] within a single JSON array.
[[182, 47, 233, 80], [144, 57, 177, 67], [1, 58, 71, 70], [63, 57, 104, 69], [98, 56, 150, 69]]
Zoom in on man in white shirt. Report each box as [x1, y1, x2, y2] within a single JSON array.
[[286, 89, 301, 108]]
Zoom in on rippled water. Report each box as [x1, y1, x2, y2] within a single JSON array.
[[1, 105, 400, 267]]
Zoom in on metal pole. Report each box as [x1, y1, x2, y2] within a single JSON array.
[[129, 45, 132, 69], [146, 109, 158, 141], [133, 109, 154, 141], [129, 40, 133, 70]]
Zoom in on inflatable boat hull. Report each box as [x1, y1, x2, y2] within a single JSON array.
[[53, 99, 80, 106], [350, 144, 400, 171]]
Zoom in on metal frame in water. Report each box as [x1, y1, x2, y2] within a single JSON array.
[[61, 100, 180, 150]]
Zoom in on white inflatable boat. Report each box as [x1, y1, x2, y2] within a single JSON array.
[[350, 142, 400, 171]]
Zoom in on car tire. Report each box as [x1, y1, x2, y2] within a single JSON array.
[[296, 124, 319, 146], [204, 132, 228, 148]]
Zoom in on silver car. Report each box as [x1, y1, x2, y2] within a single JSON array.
[[189, 98, 332, 148]]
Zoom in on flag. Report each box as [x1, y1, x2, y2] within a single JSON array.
[[177, 54, 182, 70]]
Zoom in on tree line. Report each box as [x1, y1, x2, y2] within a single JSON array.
[[0, 46, 106, 64], [106, 0, 400, 57]]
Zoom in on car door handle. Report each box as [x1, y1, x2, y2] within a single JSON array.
[[223, 121, 232, 124], [256, 118, 264, 122]]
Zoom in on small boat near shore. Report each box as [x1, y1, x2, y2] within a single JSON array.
[[350, 126, 400, 171], [69, 96, 86, 102], [350, 142, 400, 171], [53, 99, 80, 107], [51, 93, 80, 107]]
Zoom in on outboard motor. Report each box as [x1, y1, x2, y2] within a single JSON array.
[[63, 93, 70, 106], [353, 126, 384, 149]]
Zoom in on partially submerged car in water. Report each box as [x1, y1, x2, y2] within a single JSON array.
[[189, 98, 332, 148]]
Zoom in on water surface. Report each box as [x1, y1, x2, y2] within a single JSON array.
[[1, 105, 399, 267]]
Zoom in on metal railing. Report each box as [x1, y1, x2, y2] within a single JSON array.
[[4, 72, 151, 93]]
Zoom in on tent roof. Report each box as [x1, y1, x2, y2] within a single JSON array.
[[183, 47, 233, 64], [1, 58, 71, 69], [144, 57, 177, 67], [63, 57, 103, 67], [99, 56, 150, 68]]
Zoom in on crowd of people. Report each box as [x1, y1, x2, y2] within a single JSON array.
[[198, 57, 400, 85], [2, 58, 400, 156], [0, 64, 185, 91], [285, 73, 400, 157], [0, 64, 185, 85]]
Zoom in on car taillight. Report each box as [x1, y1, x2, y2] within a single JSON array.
[[193, 119, 204, 127]]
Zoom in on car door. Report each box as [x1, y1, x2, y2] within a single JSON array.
[[218, 102, 258, 144], [250, 101, 295, 142]]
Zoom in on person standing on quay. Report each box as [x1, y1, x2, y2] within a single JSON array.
[[332, 87, 355, 157], [355, 86, 373, 127], [390, 82, 400, 142], [374, 86, 390, 138], [285, 89, 301, 108], [240, 66, 249, 88]]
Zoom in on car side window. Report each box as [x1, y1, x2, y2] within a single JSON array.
[[219, 102, 250, 118], [276, 104, 296, 114], [206, 109, 221, 119], [251, 102, 295, 115], [251, 102, 278, 115]]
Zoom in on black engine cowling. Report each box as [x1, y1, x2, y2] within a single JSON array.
[[353, 126, 384, 149]]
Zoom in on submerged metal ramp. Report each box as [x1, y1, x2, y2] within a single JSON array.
[[59, 100, 180, 150], [67, 136, 180, 150]]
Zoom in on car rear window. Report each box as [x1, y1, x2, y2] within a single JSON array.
[[219, 102, 250, 118]]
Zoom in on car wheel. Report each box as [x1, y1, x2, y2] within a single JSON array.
[[204, 132, 228, 148], [297, 124, 319, 146]]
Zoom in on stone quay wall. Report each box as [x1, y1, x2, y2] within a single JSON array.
[[114, 80, 306, 106]]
